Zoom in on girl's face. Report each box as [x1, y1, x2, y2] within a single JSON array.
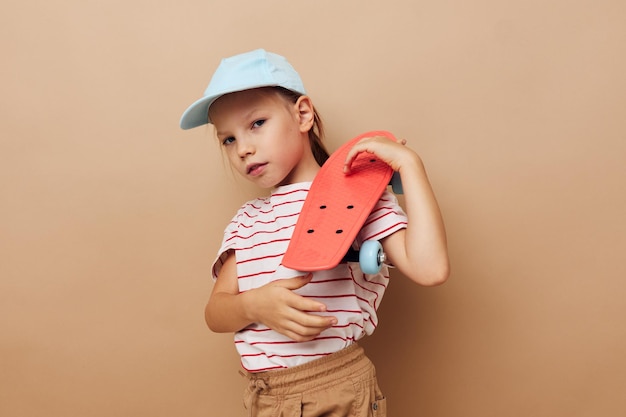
[[210, 88, 319, 189]]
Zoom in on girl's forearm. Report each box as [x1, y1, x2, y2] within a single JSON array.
[[205, 290, 256, 333]]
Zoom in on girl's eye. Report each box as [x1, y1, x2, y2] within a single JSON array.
[[252, 119, 266, 128], [222, 136, 235, 146]]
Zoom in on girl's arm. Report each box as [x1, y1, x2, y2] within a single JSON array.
[[344, 136, 450, 286], [205, 252, 338, 341]]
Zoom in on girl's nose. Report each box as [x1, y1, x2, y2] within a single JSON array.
[[236, 138, 255, 158]]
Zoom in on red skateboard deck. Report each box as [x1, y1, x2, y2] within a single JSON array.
[[282, 131, 396, 272]]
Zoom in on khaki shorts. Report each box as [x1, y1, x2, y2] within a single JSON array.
[[242, 343, 386, 417]]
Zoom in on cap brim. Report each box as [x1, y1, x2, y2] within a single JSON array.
[[179, 95, 214, 130]]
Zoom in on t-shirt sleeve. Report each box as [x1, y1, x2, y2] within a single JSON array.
[[211, 213, 239, 280], [356, 190, 408, 247]]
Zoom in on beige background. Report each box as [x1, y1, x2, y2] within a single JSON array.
[[2, 0, 625, 416]]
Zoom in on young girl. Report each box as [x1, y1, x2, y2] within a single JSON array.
[[180, 49, 449, 417]]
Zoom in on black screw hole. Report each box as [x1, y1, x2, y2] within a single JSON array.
[[347, 205, 354, 209], [335, 229, 343, 234], [320, 205, 327, 209], [307, 229, 315, 234]]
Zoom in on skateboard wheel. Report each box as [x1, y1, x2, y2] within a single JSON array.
[[360, 240, 385, 274]]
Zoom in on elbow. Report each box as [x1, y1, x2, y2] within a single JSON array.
[[205, 312, 229, 333], [204, 298, 248, 334], [205, 316, 218, 333], [204, 303, 222, 333], [410, 260, 450, 287], [423, 265, 450, 286], [204, 308, 215, 332]]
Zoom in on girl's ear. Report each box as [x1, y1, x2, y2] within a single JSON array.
[[295, 96, 315, 133]]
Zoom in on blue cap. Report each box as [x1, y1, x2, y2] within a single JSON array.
[[180, 49, 307, 129]]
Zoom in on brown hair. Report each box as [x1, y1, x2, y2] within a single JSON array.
[[273, 87, 330, 166]]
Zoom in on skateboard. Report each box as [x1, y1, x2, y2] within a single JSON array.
[[282, 130, 401, 274]]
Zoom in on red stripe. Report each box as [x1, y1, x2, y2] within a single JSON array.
[[363, 208, 402, 228], [363, 221, 407, 241], [235, 237, 291, 253], [238, 212, 300, 229], [349, 265, 388, 309], [310, 277, 353, 284], [237, 321, 365, 334], [243, 335, 357, 347], [237, 252, 283, 266], [325, 309, 362, 314], [237, 270, 277, 281], [303, 293, 356, 299], [235, 224, 294, 241]]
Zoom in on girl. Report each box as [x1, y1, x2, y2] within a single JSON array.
[[180, 49, 449, 417]]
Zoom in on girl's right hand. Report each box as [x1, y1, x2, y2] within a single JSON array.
[[206, 253, 337, 341], [249, 274, 338, 342]]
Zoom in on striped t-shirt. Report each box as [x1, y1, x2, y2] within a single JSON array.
[[211, 182, 408, 373]]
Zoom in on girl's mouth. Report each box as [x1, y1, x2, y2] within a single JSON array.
[[247, 163, 267, 176]]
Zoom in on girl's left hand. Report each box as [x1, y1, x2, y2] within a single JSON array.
[[343, 135, 416, 174], [343, 134, 450, 286]]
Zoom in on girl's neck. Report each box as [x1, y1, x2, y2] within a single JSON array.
[[276, 149, 321, 187]]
